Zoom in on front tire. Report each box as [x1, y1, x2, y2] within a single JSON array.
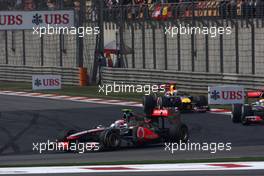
[[100, 130, 121, 150], [241, 105, 253, 126], [143, 94, 157, 115]]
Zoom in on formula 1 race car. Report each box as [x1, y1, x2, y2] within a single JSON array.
[[57, 108, 189, 152], [143, 83, 209, 114], [232, 90, 264, 125]]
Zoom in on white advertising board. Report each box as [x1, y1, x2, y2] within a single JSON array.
[[208, 85, 245, 105], [32, 75, 61, 90], [0, 10, 74, 30]]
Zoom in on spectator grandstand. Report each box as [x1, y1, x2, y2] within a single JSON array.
[[103, 0, 264, 20]]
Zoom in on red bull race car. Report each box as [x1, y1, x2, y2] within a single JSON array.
[[232, 90, 264, 125], [143, 83, 209, 114], [57, 108, 189, 152]]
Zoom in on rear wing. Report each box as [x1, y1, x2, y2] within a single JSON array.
[[152, 109, 169, 117], [151, 109, 179, 118]]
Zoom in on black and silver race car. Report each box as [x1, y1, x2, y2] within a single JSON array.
[[231, 90, 264, 125], [57, 108, 189, 152]]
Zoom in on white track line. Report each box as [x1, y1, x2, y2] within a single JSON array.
[[0, 162, 263, 175]]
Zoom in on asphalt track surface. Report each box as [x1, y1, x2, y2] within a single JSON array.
[[0, 94, 264, 169]]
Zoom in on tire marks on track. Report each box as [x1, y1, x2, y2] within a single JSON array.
[[0, 114, 39, 154]]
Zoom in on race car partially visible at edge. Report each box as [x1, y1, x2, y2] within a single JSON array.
[[232, 90, 264, 125]]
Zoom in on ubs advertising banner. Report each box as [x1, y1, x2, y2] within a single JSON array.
[[208, 85, 245, 105], [32, 75, 61, 90], [0, 10, 74, 30]]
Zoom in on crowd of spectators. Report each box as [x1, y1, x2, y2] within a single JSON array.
[[103, 0, 264, 19]]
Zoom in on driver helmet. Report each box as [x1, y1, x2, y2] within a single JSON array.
[[122, 110, 134, 123], [111, 120, 127, 129], [259, 99, 264, 106], [165, 83, 178, 97]]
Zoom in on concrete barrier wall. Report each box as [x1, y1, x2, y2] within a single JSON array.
[[0, 65, 79, 85], [102, 67, 264, 94]]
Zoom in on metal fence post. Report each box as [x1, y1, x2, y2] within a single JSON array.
[[59, 33, 63, 67], [119, 6, 125, 67], [131, 24, 135, 68], [141, 22, 146, 69], [92, 0, 104, 83], [152, 24, 156, 69], [22, 30, 26, 65], [5, 31, 8, 65], [191, 0, 195, 72], [40, 33, 44, 66], [163, 24, 168, 70], [191, 33, 195, 72], [98, 0, 104, 59], [177, 32, 181, 71], [251, 23, 255, 75], [235, 23, 239, 74], [220, 33, 224, 73], [77, 0, 85, 68], [11, 31, 15, 52], [205, 33, 209, 72]]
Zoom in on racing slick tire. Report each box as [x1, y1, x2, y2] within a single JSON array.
[[231, 104, 242, 123], [167, 123, 189, 143], [241, 105, 253, 126], [193, 95, 208, 107], [99, 130, 121, 150], [161, 96, 170, 107], [143, 94, 157, 115]]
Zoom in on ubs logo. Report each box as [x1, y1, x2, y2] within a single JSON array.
[[32, 13, 43, 25]]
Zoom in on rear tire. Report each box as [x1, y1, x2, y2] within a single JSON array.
[[231, 104, 242, 123], [193, 95, 208, 107], [161, 96, 170, 107]]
